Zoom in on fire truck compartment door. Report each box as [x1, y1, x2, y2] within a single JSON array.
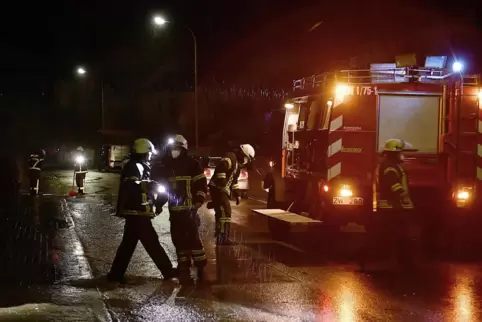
[[378, 95, 440, 153]]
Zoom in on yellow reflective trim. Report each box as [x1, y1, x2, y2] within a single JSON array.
[[193, 255, 206, 261], [192, 249, 205, 254], [141, 181, 151, 213], [196, 191, 206, 197], [219, 218, 231, 222], [192, 173, 206, 182], [391, 183, 403, 192], [232, 184, 239, 189], [168, 176, 191, 182], [222, 158, 232, 170], [124, 176, 140, 181], [383, 167, 399, 176], [171, 205, 191, 211], [186, 178, 192, 207], [214, 173, 226, 178]]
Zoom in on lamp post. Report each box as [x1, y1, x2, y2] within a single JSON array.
[[75, 66, 105, 130], [152, 15, 199, 149]]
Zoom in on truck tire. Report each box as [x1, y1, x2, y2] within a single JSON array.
[[268, 218, 291, 241]]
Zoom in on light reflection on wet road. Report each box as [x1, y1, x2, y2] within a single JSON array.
[[3, 170, 482, 321]]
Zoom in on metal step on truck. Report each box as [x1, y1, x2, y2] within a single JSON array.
[[253, 55, 482, 239]]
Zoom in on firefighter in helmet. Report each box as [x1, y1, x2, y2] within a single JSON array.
[[74, 146, 88, 194], [108, 138, 177, 283], [28, 149, 46, 195], [208, 144, 255, 246], [360, 138, 416, 270], [156, 134, 208, 283]]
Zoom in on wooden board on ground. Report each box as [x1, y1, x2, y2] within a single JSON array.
[[252, 209, 323, 225]]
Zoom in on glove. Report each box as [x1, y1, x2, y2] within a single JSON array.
[[206, 201, 214, 209]]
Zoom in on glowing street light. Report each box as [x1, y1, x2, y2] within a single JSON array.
[[153, 15, 167, 26], [76, 67, 86, 75]]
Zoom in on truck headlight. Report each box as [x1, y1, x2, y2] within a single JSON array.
[[75, 155, 85, 164], [339, 187, 353, 197], [456, 191, 470, 200]]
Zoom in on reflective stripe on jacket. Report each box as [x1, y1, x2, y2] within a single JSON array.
[[209, 152, 239, 196], [377, 161, 414, 210], [117, 160, 157, 217], [156, 155, 208, 213]]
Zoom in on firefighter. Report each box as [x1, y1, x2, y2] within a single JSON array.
[[158, 134, 207, 282], [108, 138, 177, 283], [28, 149, 45, 195], [209, 144, 255, 246], [73, 146, 88, 194], [263, 160, 286, 209], [359, 138, 416, 270]]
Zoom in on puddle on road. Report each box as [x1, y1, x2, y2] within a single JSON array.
[[242, 242, 326, 267]]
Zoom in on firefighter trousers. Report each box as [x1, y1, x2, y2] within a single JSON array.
[[210, 189, 232, 245], [170, 211, 206, 270], [109, 216, 175, 281], [28, 169, 41, 195], [75, 172, 86, 192], [359, 210, 417, 268]]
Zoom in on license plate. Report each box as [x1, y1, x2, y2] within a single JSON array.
[[333, 197, 364, 205]]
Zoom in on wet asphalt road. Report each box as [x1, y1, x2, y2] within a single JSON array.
[[3, 170, 482, 321]]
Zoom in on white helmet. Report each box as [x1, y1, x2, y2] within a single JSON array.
[[76, 146, 84, 152], [132, 138, 156, 154], [171, 134, 188, 150], [240, 144, 255, 160]]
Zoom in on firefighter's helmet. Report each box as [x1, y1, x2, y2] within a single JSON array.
[[240, 144, 255, 160], [171, 134, 188, 150], [76, 146, 84, 152], [383, 139, 412, 152], [132, 138, 156, 155]]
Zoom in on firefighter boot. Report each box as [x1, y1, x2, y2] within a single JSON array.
[[196, 266, 205, 282], [178, 265, 193, 285]]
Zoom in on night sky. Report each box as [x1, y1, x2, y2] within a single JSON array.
[[0, 0, 482, 90]]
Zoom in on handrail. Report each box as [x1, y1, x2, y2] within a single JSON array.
[[293, 67, 481, 91]]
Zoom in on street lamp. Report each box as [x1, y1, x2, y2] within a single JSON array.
[[75, 66, 105, 130], [152, 14, 199, 149], [76, 67, 86, 76]]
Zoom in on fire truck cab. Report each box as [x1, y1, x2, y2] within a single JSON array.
[[276, 55, 481, 229]]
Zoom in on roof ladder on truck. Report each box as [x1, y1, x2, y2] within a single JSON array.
[[451, 74, 481, 201]]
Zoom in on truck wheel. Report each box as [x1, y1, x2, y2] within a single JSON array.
[[268, 218, 290, 241]]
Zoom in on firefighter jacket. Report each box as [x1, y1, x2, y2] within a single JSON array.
[[116, 159, 161, 218], [28, 152, 44, 171], [377, 160, 414, 210], [159, 155, 207, 213], [209, 152, 240, 196]]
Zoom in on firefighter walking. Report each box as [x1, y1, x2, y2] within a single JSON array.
[[159, 134, 208, 282], [108, 138, 177, 283], [28, 149, 45, 195], [359, 139, 417, 270], [209, 144, 255, 246]]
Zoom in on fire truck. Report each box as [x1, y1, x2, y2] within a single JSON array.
[[275, 55, 481, 228]]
